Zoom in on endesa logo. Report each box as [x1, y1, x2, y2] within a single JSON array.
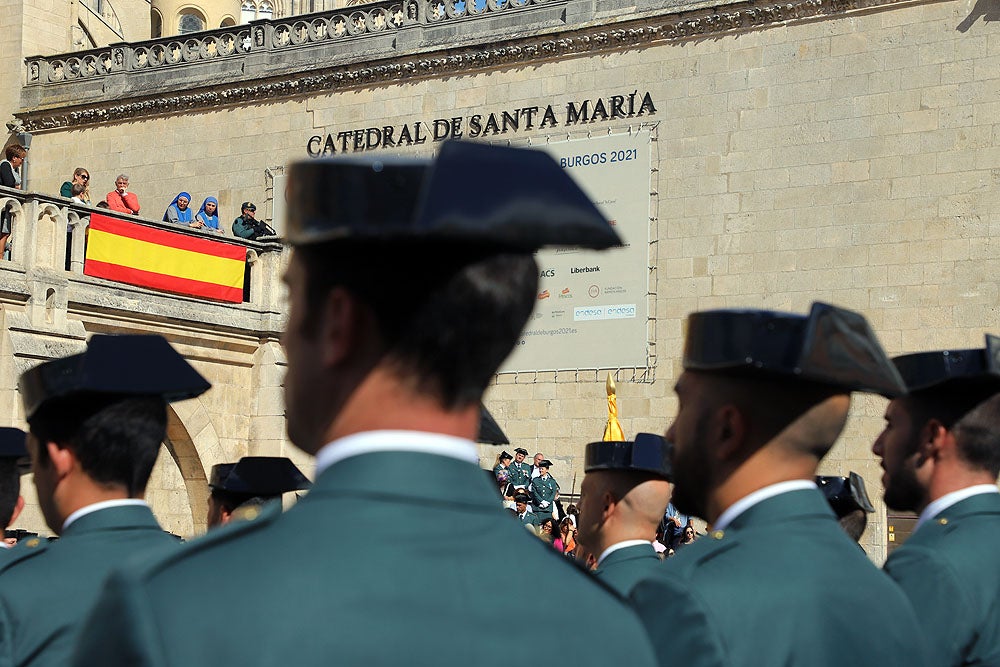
[[538, 290, 551, 300], [573, 304, 637, 322]]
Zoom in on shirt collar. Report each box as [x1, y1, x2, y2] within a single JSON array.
[[713, 480, 817, 531], [597, 539, 652, 566], [314, 430, 479, 477], [916, 484, 1000, 530], [62, 499, 149, 531]]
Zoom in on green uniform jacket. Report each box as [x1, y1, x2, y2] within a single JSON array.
[[71, 450, 658, 667], [630, 489, 929, 667], [508, 461, 531, 487], [518, 510, 540, 529], [529, 474, 558, 515], [594, 543, 661, 597], [883, 492, 1000, 667], [0, 505, 178, 667]]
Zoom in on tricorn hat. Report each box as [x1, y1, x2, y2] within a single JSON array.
[[816, 472, 875, 516], [892, 334, 1000, 396], [285, 141, 621, 252], [584, 433, 672, 480], [0, 427, 29, 474], [209, 457, 312, 497], [682, 302, 906, 398], [19, 335, 211, 421]]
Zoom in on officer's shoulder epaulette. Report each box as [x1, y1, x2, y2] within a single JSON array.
[[133, 501, 283, 580], [0, 536, 51, 574]]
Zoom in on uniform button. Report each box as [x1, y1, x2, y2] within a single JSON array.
[[711, 530, 725, 540]]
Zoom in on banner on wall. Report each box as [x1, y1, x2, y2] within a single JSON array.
[[499, 131, 651, 372]]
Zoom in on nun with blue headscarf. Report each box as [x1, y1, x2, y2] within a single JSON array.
[[163, 192, 194, 225], [192, 196, 222, 233]]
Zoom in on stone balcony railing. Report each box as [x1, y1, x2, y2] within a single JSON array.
[[0, 186, 287, 343]]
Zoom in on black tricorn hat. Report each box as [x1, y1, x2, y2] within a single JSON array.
[[0, 427, 29, 474], [209, 457, 312, 497], [19, 335, 211, 421], [478, 405, 509, 445], [514, 447, 529, 455], [285, 140, 621, 251], [682, 302, 906, 398], [816, 472, 875, 516], [892, 334, 1000, 395], [499, 450, 513, 461], [584, 433, 673, 480]]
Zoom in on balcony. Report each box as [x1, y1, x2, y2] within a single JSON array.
[[0, 186, 287, 358]]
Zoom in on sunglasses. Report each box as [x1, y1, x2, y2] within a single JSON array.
[[80, 175, 89, 180]]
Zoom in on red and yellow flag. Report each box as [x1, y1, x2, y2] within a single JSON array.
[[84, 214, 246, 303]]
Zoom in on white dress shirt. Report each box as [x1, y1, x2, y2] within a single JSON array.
[[314, 430, 479, 477], [713, 480, 818, 531]]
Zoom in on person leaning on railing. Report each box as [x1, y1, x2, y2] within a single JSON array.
[[106, 174, 140, 215], [0, 144, 26, 259], [60, 168, 91, 205]]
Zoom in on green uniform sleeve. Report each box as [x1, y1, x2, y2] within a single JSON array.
[[629, 575, 729, 667]]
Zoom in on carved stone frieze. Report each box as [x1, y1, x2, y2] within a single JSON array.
[[20, 0, 922, 131]]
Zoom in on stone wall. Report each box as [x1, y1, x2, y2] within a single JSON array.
[[9, 0, 1000, 559]]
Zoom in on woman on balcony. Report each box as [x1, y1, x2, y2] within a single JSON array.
[[163, 192, 194, 225], [60, 168, 91, 205], [0, 144, 26, 259], [191, 196, 222, 233]]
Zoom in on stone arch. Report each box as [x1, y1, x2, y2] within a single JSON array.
[[177, 5, 207, 33], [151, 7, 163, 37], [160, 404, 211, 535]]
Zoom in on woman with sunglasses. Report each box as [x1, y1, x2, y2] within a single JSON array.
[[60, 168, 91, 205]]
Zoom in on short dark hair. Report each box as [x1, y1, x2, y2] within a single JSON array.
[[951, 393, 1000, 477], [0, 459, 20, 527], [4, 145, 26, 161], [30, 396, 167, 496], [297, 241, 538, 408]]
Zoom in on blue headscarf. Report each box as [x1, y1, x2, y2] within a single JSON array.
[[195, 196, 220, 230], [163, 192, 193, 223]]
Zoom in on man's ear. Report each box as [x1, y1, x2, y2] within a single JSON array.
[[319, 287, 367, 367], [716, 405, 748, 461], [601, 490, 619, 524], [920, 419, 952, 465], [45, 441, 76, 479], [8, 495, 24, 527]]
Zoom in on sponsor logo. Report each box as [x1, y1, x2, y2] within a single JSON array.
[[588, 285, 600, 298], [550, 309, 565, 319], [603, 285, 626, 295], [571, 265, 600, 274], [539, 268, 556, 278], [573, 304, 637, 322], [537, 290, 550, 300], [558, 287, 572, 299]]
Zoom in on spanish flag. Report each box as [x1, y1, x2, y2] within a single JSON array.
[[84, 214, 246, 303]]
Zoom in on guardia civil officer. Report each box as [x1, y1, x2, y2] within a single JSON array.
[[492, 450, 513, 481], [629, 303, 928, 667], [514, 492, 540, 530], [0, 427, 28, 552], [0, 334, 210, 667], [508, 447, 532, 487], [577, 433, 672, 596], [872, 335, 1000, 666], [72, 141, 658, 667], [207, 456, 311, 528], [528, 459, 559, 518]]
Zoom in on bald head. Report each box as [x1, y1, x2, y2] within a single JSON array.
[[577, 469, 671, 555]]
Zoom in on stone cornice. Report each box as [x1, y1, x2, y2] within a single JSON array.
[[20, 0, 934, 131]]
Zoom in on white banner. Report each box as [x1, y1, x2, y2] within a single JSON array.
[[500, 131, 651, 372]]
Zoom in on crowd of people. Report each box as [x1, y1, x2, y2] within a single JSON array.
[[0, 141, 996, 667]]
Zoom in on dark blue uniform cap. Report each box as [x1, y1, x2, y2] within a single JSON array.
[[478, 405, 509, 445], [892, 334, 1000, 395], [683, 302, 906, 398], [209, 457, 311, 496], [19, 335, 211, 421], [0, 427, 27, 459], [816, 472, 875, 516], [285, 140, 622, 251], [584, 433, 673, 481]]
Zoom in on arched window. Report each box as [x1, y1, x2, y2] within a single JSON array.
[[240, 0, 256, 23], [178, 11, 206, 33], [151, 8, 163, 37], [257, 0, 273, 19], [220, 16, 236, 26]]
